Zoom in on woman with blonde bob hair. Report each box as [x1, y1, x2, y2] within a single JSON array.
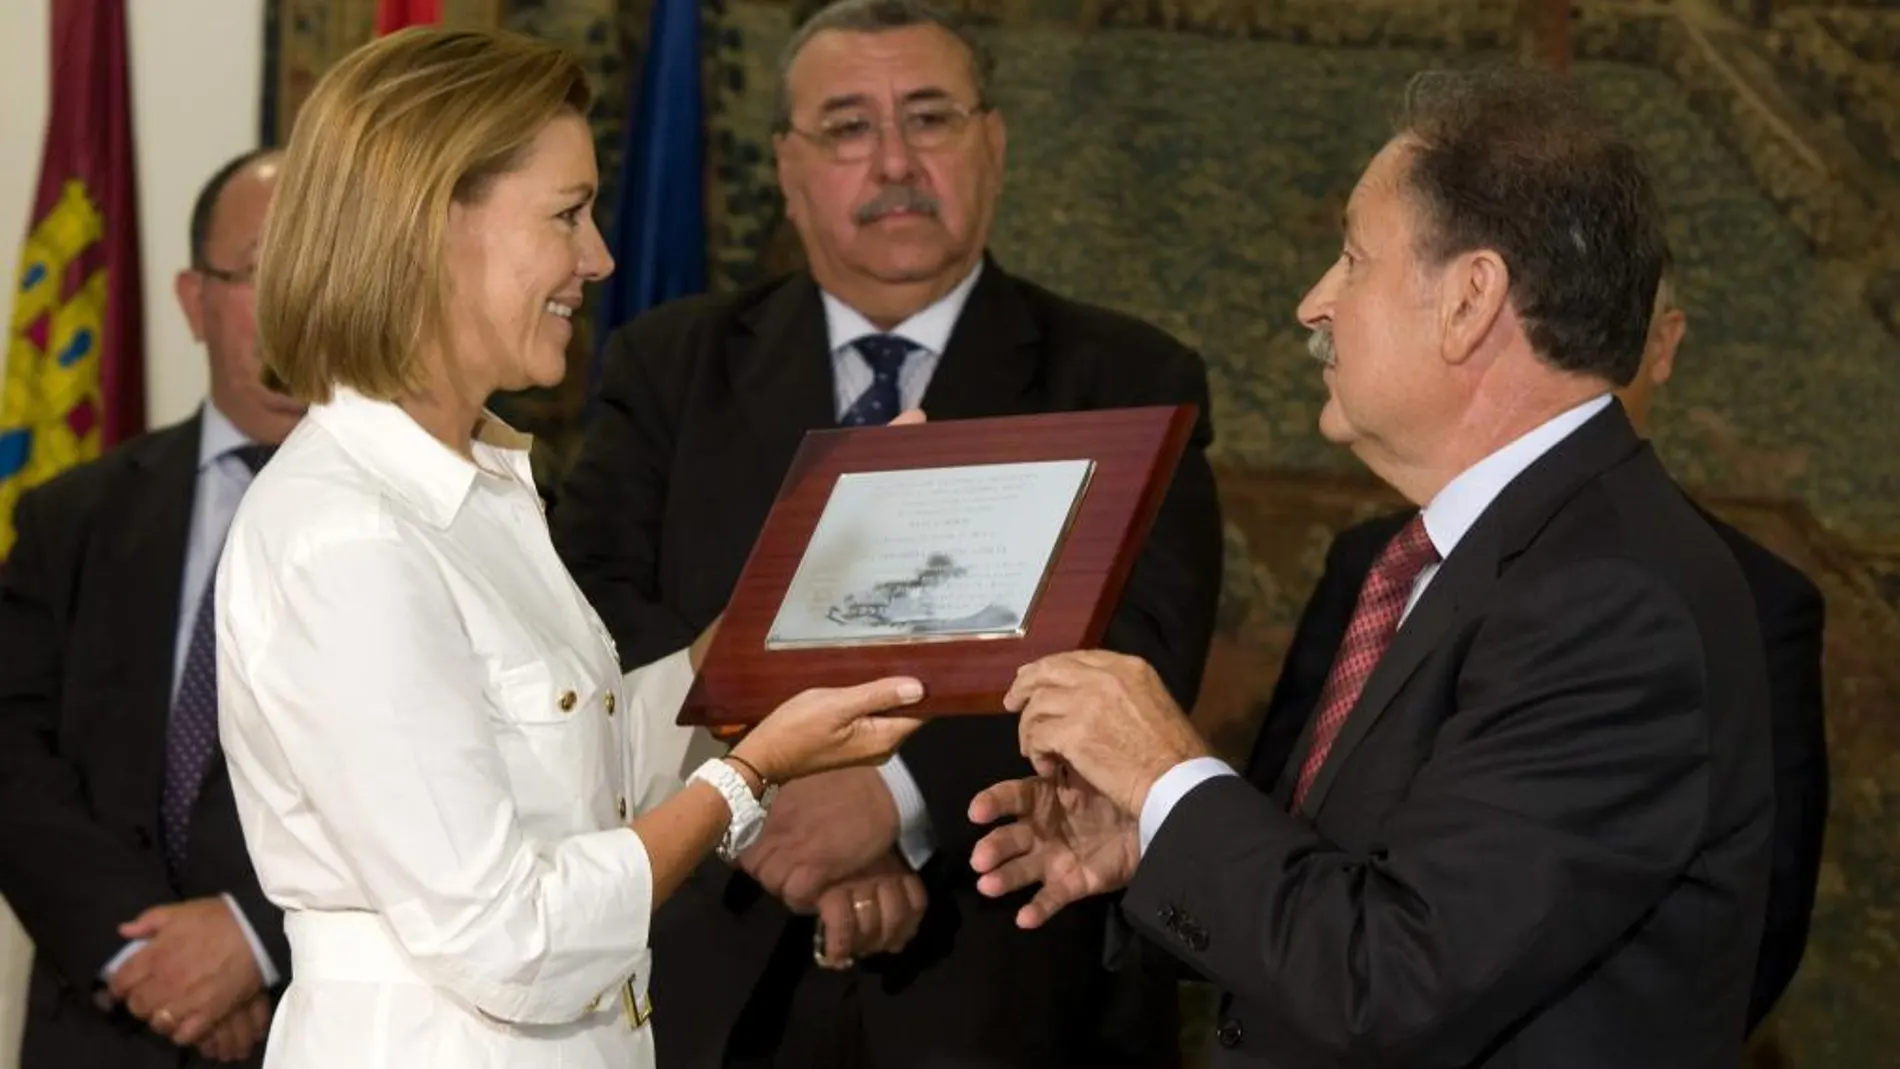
[[216, 27, 925, 1068]]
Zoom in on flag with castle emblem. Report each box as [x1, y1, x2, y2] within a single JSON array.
[[1, 0, 145, 557]]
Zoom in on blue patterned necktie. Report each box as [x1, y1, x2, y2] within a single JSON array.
[[839, 334, 921, 426], [161, 443, 274, 882]]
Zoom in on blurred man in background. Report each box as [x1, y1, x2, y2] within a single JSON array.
[[0, 148, 299, 1067], [553, 1, 1222, 1065]]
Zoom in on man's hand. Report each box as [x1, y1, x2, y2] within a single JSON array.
[[108, 898, 263, 1045], [740, 766, 900, 911], [1006, 650, 1211, 816], [969, 771, 1138, 929], [193, 992, 272, 1063], [809, 851, 928, 968]]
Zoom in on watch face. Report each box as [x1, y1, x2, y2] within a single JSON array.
[[729, 810, 766, 855]]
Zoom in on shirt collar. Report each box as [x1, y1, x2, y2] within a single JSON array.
[[306, 385, 536, 529], [820, 260, 983, 356], [1421, 393, 1613, 560], [196, 400, 255, 471]]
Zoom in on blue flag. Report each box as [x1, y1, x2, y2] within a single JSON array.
[[592, 0, 707, 402]]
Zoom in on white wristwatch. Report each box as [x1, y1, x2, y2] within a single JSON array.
[[691, 758, 774, 863]]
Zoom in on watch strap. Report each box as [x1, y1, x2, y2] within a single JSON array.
[[691, 758, 766, 863]]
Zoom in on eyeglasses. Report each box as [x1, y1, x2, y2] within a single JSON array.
[[789, 102, 987, 163], [196, 262, 256, 286]]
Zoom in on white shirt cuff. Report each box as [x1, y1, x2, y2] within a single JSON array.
[[1138, 757, 1238, 857], [221, 892, 282, 988], [100, 939, 145, 982], [877, 755, 936, 869], [97, 894, 279, 989]]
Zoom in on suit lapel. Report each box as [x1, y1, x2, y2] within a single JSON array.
[[727, 261, 1045, 459], [1297, 401, 1648, 818], [730, 274, 837, 467], [1296, 524, 1497, 816], [108, 420, 200, 806], [916, 261, 1041, 420]]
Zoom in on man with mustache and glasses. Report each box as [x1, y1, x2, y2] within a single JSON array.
[[1255, 264, 1827, 1041], [552, 1, 1222, 1067], [966, 67, 1774, 1066]]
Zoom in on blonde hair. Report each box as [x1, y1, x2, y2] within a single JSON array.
[[257, 27, 591, 403]]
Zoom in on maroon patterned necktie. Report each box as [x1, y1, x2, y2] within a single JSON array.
[[1291, 514, 1439, 808]]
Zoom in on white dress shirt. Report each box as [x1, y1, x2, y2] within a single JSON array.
[[820, 260, 983, 870], [1137, 394, 1615, 853], [102, 401, 279, 987], [215, 387, 707, 1068]]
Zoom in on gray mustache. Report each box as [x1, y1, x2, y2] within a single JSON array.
[[1307, 329, 1337, 368], [854, 186, 941, 224]]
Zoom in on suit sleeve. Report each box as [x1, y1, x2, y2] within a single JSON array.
[[1098, 350, 1224, 707], [910, 344, 1224, 871], [1746, 572, 1827, 1031], [0, 487, 179, 989], [551, 321, 700, 668], [1123, 559, 1717, 1065]]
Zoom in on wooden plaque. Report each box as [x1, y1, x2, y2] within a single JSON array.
[[677, 404, 1198, 728]]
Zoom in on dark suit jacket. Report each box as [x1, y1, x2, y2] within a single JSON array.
[[1252, 499, 1827, 1034], [1125, 403, 1775, 1067], [0, 418, 286, 1069], [551, 262, 1224, 1068]]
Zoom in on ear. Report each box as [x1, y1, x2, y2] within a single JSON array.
[[1439, 249, 1509, 366], [984, 107, 1007, 165], [174, 270, 206, 342], [1646, 307, 1685, 387]]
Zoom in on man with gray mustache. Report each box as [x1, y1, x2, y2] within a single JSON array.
[[551, 2, 1223, 1067], [855, 184, 941, 224], [1307, 327, 1337, 368]]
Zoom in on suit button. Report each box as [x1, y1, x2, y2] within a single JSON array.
[[605, 692, 616, 716], [558, 689, 577, 712], [617, 797, 628, 821], [1216, 1018, 1243, 1048]]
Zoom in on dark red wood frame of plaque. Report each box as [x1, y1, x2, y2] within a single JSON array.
[[677, 404, 1198, 728]]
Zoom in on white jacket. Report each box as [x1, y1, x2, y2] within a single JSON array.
[[216, 387, 719, 1068]]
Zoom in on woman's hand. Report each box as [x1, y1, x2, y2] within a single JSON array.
[[732, 677, 926, 784]]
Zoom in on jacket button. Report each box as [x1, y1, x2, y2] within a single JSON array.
[[617, 797, 628, 821], [605, 692, 616, 716], [1216, 1018, 1243, 1048], [558, 689, 577, 712]]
